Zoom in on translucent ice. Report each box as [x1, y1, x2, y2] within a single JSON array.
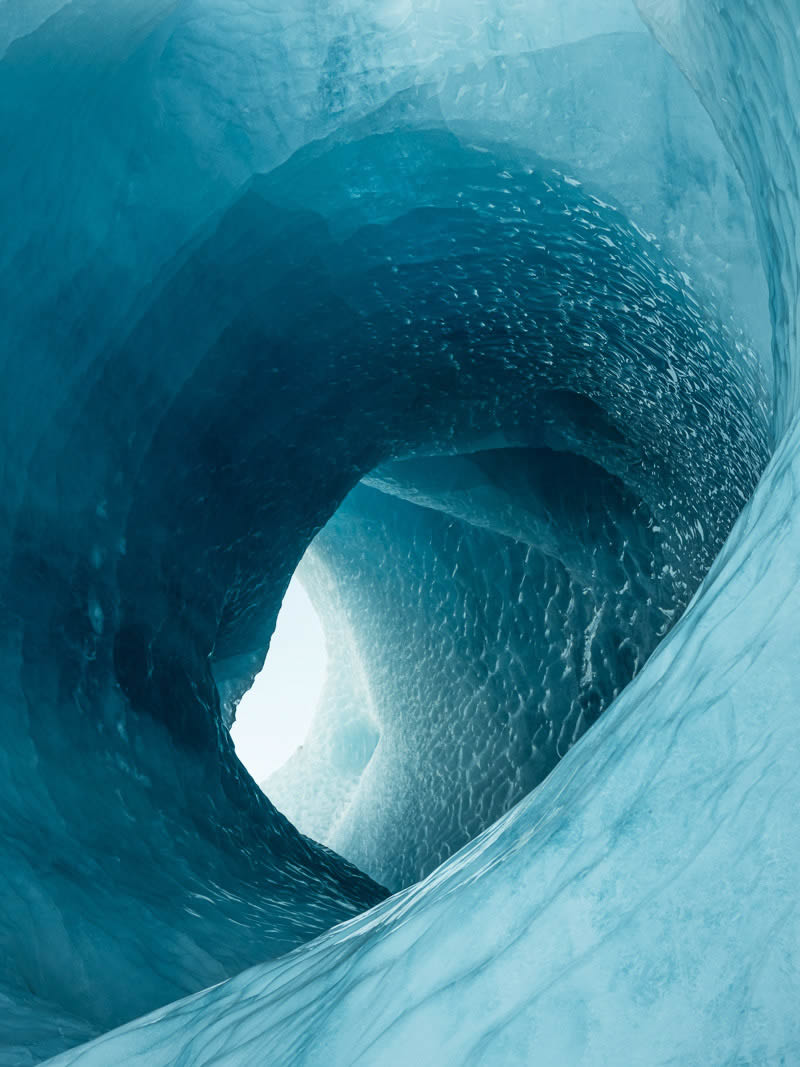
[[0, 0, 796, 1063]]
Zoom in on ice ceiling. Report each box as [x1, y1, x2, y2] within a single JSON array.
[[0, 0, 797, 1063]]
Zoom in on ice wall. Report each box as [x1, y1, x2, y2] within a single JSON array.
[[45, 0, 800, 1058], [0, 0, 792, 1063], [638, 0, 799, 430]]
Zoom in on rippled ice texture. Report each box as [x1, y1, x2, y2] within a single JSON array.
[[0, 0, 797, 1063]]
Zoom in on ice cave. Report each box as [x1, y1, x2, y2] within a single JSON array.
[[0, 0, 798, 1063]]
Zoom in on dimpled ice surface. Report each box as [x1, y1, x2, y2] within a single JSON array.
[[0, 0, 796, 1064]]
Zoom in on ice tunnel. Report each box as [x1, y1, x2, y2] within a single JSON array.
[[0, 0, 797, 1063]]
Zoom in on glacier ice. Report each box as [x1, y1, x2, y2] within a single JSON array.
[[0, 0, 797, 1063]]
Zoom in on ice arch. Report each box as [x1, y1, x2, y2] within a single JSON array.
[[0, 0, 795, 1064]]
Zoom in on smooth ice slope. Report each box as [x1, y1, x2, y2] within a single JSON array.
[[42, 0, 800, 1062]]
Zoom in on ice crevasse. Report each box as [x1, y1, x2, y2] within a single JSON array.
[[0, 0, 797, 1063]]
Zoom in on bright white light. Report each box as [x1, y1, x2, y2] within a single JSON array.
[[231, 577, 327, 784]]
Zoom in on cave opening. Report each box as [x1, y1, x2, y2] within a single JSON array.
[[230, 573, 328, 785]]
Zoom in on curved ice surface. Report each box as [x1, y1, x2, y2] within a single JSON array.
[[237, 126, 766, 891], [0, 0, 796, 1063]]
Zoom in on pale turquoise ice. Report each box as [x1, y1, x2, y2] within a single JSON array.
[[0, 0, 795, 1062], [43, 0, 800, 1063]]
